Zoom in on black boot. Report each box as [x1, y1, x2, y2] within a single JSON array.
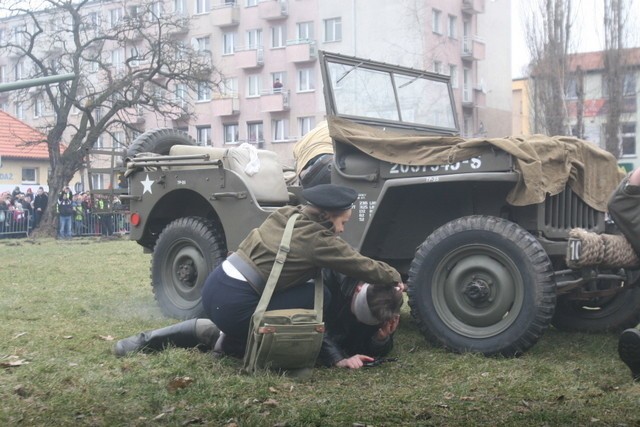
[[212, 332, 246, 359], [114, 319, 220, 357], [618, 328, 640, 381]]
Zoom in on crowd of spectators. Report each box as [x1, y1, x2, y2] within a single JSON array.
[[0, 185, 128, 238]]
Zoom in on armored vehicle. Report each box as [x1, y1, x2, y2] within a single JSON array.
[[123, 51, 637, 357]]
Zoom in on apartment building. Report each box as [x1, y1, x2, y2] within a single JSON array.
[[0, 0, 511, 186]]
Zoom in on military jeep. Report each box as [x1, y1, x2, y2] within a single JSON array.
[[123, 51, 639, 357]]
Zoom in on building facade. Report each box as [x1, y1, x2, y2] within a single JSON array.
[[0, 0, 511, 187], [513, 49, 640, 171]]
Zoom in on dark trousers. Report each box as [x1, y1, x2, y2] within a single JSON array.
[[201, 265, 329, 345]]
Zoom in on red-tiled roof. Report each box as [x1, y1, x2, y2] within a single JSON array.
[[0, 110, 49, 160], [567, 47, 640, 72]]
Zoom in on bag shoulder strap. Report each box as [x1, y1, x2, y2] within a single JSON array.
[[251, 213, 323, 330]]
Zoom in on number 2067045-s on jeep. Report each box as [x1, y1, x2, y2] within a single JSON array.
[[123, 51, 635, 357]]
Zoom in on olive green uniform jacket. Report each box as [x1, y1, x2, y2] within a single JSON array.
[[235, 205, 401, 294]]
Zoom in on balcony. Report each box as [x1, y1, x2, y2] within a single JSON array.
[[211, 2, 239, 27], [258, 0, 288, 20], [286, 40, 317, 63], [462, 36, 485, 61], [260, 89, 289, 112], [212, 95, 239, 116], [462, 0, 485, 14], [235, 46, 264, 69]]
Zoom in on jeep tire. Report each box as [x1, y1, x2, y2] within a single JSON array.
[[551, 286, 640, 332], [151, 217, 226, 319], [408, 216, 556, 357], [126, 128, 196, 160]]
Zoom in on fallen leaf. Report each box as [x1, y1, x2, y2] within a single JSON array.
[[63, 336, 73, 339], [273, 422, 288, 427], [521, 400, 530, 408], [436, 403, 449, 409], [224, 423, 239, 427], [460, 396, 475, 401], [1, 359, 29, 369], [181, 417, 203, 426], [590, 418, 600, 423], [268, 387, 278, 394], [12, 332, 27, 339], [443, 392, 454, 400], [98, 335, 115, 341], [167, 376, 194, 392], [153, 413, 166, 421], [69, 363, 78, 367], [263, 398, 279, 407], [481, 372, 489, 377]]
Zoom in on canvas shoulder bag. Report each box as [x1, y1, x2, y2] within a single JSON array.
[[242, 213, 325, 374]]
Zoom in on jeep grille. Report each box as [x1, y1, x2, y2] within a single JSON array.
[[544, 186, 602, 233]]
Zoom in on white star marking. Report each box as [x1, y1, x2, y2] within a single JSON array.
[[141, 174, 154, 195]]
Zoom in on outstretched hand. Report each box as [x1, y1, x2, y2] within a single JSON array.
[[335, 354, 374, 369]]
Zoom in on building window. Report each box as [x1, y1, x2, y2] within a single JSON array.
[[196, 0, 210, 14], [462, 67, 471, 103], [221, 77, 238, 97], [197, 126, 212, 146], [297, 68, 314, 92], [621, 122, 636, 157], [623, 74, 636, 97], [174, 0, 187, 15], [196, 36, 211, 53], [0, 65, 5, 83], [433, 61, 442, 74], [95, 135, 104, 148], [22, 167, 37, 184], [223, 32, 236, 55], [197, 82, 211, 101], [247, 122, 263, 144], [129, 47, 140, 67], [565, 76, 578, 100], [34, 97, 44, 118], [149, 1, 164, 19], [91, 174, 104, 190], [449, 64, 458, 88], [246, 29, 263, 49], [175, 83, 188, 107], [15, 102, 25, 119], [14, 61, 25, 81], [247, 74, 261, 97], [297, 21, 314, 41], [324, 18, 341, 42], [271, 25, 286, 49], [111, 48, 124, 73], [246, 0, 258, 6], [272, 119, 289, 141], [112, 131, 125, 149], [448, 15, 457, 38], [298, 116, 315, 136], [109, 8, 123, 28], [224, 123, 239, 144], [432, 9, 442, 34], [271, 71, 286, 92]]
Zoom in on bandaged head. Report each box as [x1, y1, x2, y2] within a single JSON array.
[[352, 283, 380, 325]]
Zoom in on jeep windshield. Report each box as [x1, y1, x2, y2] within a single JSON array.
[[319, 51, 459, 135]]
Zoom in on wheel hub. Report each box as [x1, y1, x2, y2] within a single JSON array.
[[177, 259, 196, 283], [463, 277, 491, 303]]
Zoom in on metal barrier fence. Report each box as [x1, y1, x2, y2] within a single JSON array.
[[0, 209, 31, 238], [0, 210, 130, 239]]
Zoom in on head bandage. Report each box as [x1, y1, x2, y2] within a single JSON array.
[[353, 283, 380, 326]]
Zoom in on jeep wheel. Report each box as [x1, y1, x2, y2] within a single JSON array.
[[126, 128, 195, 160], [408, 216, 556, 357], [552, 286, 640, 332], [152, 217, 226, 319]]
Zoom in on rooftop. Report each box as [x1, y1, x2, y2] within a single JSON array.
[[0, 110, 49, 160], [567, 47, 640, 72]]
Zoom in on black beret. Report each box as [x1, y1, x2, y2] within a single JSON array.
[[302, 184, 358, 211]]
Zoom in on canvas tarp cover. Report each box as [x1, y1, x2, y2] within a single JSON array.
[[328, 117, 624, 211]]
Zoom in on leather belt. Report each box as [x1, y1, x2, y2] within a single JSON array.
[[226, 253, 266, 293]]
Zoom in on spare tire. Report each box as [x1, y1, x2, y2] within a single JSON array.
[[126, 128, 196, 161]]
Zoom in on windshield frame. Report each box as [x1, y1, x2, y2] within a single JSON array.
[[319, 50, 460, 135]]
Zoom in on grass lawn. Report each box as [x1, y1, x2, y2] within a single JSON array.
[[1, 237, 639, 426]]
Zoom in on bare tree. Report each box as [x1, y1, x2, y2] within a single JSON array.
[[0, 0, 217, 235], [523, 0, 573, 135], [602, 0, 629, 158]]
